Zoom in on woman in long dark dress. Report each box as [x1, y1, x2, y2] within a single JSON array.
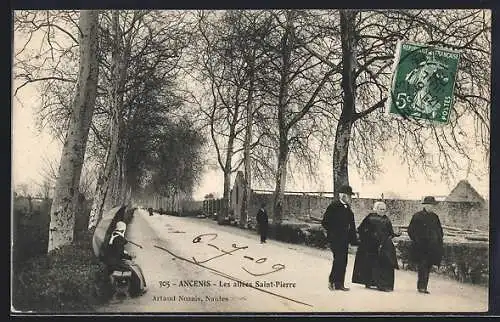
[[104, 221, 147, 296], [352, 201, 400, 291]]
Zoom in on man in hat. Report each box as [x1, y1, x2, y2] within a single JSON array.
[[256, 202, 269, 244], [408, 196, 444, 294], [321, 185, 359, 291]]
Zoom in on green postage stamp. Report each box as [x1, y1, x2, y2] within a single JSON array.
[[386, 42, 460, 124]]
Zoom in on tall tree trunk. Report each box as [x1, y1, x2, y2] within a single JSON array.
[[240, 53, 256, 229], [88, 11, 128, 229], [107, 161, 117, 207], [125, 186, 132, 205], [273, 12, 292, 224], [172, 188, 178, 212], [333, 10, 357, 197], [120, 153, 128, 203], [48, 10, 99, 251], [273, 141, 289, 225], [108, 155, 124, 206], [218, 85, 241, 225], [112, 158, 122, 206], [87, 114, 121, 229], [219, 133, 235, 225]]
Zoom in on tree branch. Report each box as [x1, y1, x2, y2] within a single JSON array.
[[353, 97, 387, 121]]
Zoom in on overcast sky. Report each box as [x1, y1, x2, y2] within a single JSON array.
[[12, 91, 490, 201]]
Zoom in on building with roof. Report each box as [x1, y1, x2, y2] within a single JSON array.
[[445, 179, 486, 205]]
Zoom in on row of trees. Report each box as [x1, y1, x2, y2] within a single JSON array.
[[13, 9, 490, 251], [14, 10, 206, 250], [190, 10, 490, 225]]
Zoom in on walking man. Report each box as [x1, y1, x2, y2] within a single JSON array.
[[408, 196, 444, 294], [321, 185, 358, 291], [256, 202, 269, 244]]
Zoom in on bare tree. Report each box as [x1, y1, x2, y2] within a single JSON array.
[[14, 10, 82, 142], [87, 11, 131, 229], [15, 183, 30, 197], [194, 11, 257, 224], [15, 10, 192, 230], [46, 10, 99, 251], [38, 153, 96, 200], [254, 10, 339, 223], [342, 9, 490, 193], [298, 9, 489, 195], [38, 181, 52, 199], [88, 10, 192, 228]]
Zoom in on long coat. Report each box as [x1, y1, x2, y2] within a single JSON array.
[[352, 213, 399, 288], [408, 209, 444, 266], [256, 208, 268, 233], [321, 199, 358, 248]]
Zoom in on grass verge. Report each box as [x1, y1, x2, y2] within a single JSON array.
[[12, 230, 111, 313]]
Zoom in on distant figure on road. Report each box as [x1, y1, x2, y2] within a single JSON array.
[[408, 196, 444, 294], [352, 201, 400, 292], [256, 202, 269, 244], [321, 185, 359, 291]]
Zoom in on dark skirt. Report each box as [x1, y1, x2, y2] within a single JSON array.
[[124, 260, 147, 296], [352, 240, 397, 290], [107, 259, 147, 296]]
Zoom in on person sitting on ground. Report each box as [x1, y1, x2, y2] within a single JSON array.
[[104, 221, 148, 296], [104, 221, 133, 276]]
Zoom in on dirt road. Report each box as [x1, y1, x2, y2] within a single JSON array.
[[97, 209, 488, 313]]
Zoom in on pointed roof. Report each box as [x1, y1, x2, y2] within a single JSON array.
[[445, 180, 485, 203], [231, 171, 246, 191]]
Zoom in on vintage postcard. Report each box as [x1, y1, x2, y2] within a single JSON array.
[[11, 8, 491, 314]]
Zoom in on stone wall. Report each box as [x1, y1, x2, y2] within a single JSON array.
[[230, 172, 245, 220], [239, 192, 488, 231]]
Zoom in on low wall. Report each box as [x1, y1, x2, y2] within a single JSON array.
[[242, 192, 488, 231], [256, 220, 489, 285]]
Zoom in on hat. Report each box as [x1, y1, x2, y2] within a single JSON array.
[[338, 185, 355, 195], [422, 196, 438, 205], [115, 221, 127, 231]]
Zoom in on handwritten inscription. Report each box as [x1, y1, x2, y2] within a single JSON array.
[[153, 244, 313, 307], [190, 233, 286, 277]]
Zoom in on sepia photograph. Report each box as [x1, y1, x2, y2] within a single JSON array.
[[11, 8, 491, 314]]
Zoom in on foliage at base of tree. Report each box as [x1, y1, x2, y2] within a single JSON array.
[[12, 231, 109, 312]]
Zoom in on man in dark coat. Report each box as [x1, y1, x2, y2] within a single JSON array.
[[321, 185, 359, 291], [256, 202, 269, 243], [408, 196, 444, 294]]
